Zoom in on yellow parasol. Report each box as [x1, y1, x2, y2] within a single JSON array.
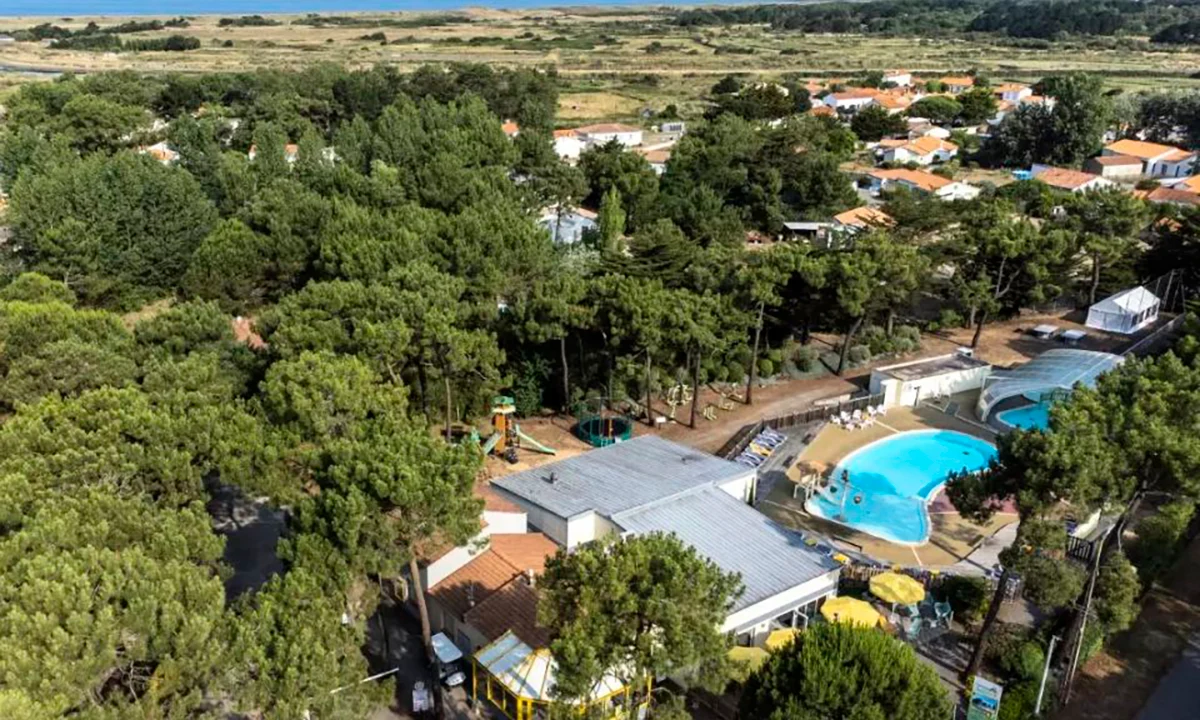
[[727, 646, 770, 679], [820, 596, 883, 628], [869, 572, 926, 606], [764, 628, 800, 651]]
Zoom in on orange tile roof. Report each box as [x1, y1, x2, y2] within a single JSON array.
[[810, 105, 836, 117], [834, 206, 894, 228], [1105, 138, 1186, 161], [873, 95, 910, 110], [1020, 95, 1049, 105], [832, 88, 882, 101], [428, 532, 558, 625], [1035, 167, 1101, 191], [1147, 186, 1200, 206], [501, 121, 520, 136], [877, 138, 908, 149], [904, 136, 958, 155], [1090, 154, 1142, 166], [993, 83, 1029, 93], [639, 148, 671, 164], [464, 575, 548, 647], [489, 533, 558, 574], [940, 76, 975, 87], [870, 168, 953, 192], [552, 129, 577, 138]]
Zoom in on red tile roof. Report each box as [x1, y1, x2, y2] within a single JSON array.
[[427, 533, 558, 628], [1035, 167, 1102, 191], [463, 575, 548, 647]]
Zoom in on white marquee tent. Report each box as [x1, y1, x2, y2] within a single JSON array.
[[1086, 286, 1160, 334]]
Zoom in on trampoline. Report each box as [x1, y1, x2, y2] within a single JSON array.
[[576, 414, 633, 447]]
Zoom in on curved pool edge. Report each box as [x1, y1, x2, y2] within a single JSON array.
[[803, 428, 997, 547]]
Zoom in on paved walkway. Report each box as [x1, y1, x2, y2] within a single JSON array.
[[1136, 636, 1200, 720]]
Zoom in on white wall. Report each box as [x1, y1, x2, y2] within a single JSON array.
[[721, 570, 839, 635], [717, 471, 756, 503], [554, 136, 584, 160], [492, 488, 571, 546], [567, 511, 620, 547]]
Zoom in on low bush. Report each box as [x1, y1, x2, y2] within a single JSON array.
[[940, 575, 990, 626], [794, 345, 820, 372], [726, 361, 745, 382], [758, 358, 776, 378], [848, 345, 871, 365]]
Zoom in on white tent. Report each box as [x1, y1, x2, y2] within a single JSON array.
[[1086, 286, 1160, 334]]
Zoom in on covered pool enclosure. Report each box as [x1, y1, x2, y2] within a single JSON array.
[[473, 630, 649, 719], [1086, 286, 1160, 334], [976, 349, 1124, 421]]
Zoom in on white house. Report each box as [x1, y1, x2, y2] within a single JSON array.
[[1030, 165, 1115, 194], [1084, 154, 1144, 181], [869, 351, 991, 408], [868, 168, 980, 201], [1103, 139, 1196, 179], [826, 88, 880, 113], [552, 129, 585, 160], [883, 70, 912, 87], [639, 147, 671, 176], [491, 436, 842, 644], [881, 136, 958, 166], [1086, 286, 1161, 335], [939, 75, 975, 94], [573, 123, 643, 148], [538, 206, 598, 245], [993, 83, 1032, 103]]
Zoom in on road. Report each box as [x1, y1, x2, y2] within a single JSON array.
[[1135, 637, 1200, 720]]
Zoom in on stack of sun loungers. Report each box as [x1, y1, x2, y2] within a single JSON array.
[[734, 428, 787, 468], [829, 405, 887, 431]]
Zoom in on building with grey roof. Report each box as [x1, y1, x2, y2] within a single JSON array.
[[491, 435, 841, 643]]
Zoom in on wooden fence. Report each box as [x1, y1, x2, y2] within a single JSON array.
[[716, 392, 885, 461]]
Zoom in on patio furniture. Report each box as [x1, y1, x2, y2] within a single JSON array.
[[905, 604, 921, 619], [1030, 324, 1059, 339], [934, 601, 953, 627], [1060, 329, 1087, 345], [821, 596, 884, 628], [904, 617, 923, 641]]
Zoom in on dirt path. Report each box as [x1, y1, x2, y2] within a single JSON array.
[[1055, 535, 1200, 720]]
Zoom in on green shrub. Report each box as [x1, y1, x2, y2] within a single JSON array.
[[940, 575, 990, 626], [937, 308, 965, 330], [999, 641, 1045, 681], [757, 358, 776, 378], [767, 348, 784, 365], [726, 361, 745, 381], [794, 345, 820, 372], [848, 345, 871, 365], [996, 679, 1041, 720], [1129, 500, 1195, 587], [894, 324, 921, 345]]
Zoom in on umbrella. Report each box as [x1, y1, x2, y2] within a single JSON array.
[[869, 572, 926, 607], [727, 646, 770, 678], [764, 628, 799, 651], [820, 596, 883, 628]]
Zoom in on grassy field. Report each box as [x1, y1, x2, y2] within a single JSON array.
[[2, 8, 1199, 122]]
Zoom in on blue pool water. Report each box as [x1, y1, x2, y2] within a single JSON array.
[[805, 430, 997, 545], [996, 403, 1051, 431]]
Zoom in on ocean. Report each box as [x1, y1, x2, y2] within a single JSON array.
[[0, 0, 732, 17]]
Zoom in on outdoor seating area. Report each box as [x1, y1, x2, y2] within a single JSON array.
[[734, 427, 787, 468], [828, 404, 888, 431]]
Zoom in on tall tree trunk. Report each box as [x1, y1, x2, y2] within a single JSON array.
[[886, 307, 896, 337], [968, 305, 977, 330], [836, 315, 864, 376], [690, 350, 701, 429], [559, 335, 570, 413], [965, 567, 1011, 680], [1090, 252, 1102, 307], [971, 309, 989, 349], [408, 555, 434, 662], [417, 356, 429, 417], [643, 352, 654, 426], [747, 302, 765, 404], [443, 374, 453, 442]]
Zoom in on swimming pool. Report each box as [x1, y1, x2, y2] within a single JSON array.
[[995, 403, 1051, 431], [804, 430, 997, 544]]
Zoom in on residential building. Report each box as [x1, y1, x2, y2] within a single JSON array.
[[939, 76, 975, 94], [538, 206, 598, 244], [490, 436, 842, 645], [1102, 139, 1196, 178], [1084, 154, 1144, 181], [993, 83, 1032, 103], [833, 205, 894, 231], [872, 94, 911, 114], [883, 70, 913, 87], [1030, 165, 1115, 193], [573, 123, 643, 148], [1135, 186, 1200, 207], [638, 147, 671, 176], [826, 88, 880, 113], [868, 168, 980, 201], [881, 136, 958, 166], [552, 129, 584, 160], [660, 120, 687, 134], [138, 141, 179, 165], [501, 120, 520, 138]]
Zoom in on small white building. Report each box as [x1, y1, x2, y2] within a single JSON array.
[[1086, 286, 1160, 335], [869, 351, 992, 408], [826, 88, 879, 113], [538, 206, 598, 245], [1084, 154, 1144, 181], [1030, 165, 1115, 194], [574, 123, 643, 148], [881, 136, 958, 166], [491, 436, 842, 645], [883, 70, 912, 87], [868, 168, 980, 201], [1103, 139, 1196, 179], [552, 129, 585, 160], [993, 83, 1032, 103]]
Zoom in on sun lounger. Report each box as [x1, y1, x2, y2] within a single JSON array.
[[851, 409, 863, 421], [934, 601, 953, 626]]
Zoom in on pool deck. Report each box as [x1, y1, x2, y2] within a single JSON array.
[[758, 395, 1019, 570]]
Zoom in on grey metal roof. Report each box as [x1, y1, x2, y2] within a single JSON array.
[[613, 487, 840, 612], [491, 435, 751, 519]]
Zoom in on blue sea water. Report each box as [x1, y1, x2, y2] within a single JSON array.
[[995, 403, 1051, 431], [805, 430, 997, 545], [0, 0, 749, 17]]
